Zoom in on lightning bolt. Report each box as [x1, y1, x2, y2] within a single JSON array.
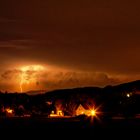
[[19, 65, 45, 92], [20, 72, 24, 93]]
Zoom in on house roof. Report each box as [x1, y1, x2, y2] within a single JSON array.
[[76, 102, 94, 110]]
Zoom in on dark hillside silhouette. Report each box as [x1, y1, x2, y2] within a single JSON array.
[[0, 80, 140, 117]]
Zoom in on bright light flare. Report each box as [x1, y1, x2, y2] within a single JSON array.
[[88, 105, 103, 124], [91, 110, 96, 116]]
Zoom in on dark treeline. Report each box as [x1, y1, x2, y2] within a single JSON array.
[[0, 80, 140, 117]]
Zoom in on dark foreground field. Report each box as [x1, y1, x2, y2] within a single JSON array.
[[0, 116, 140, 129], [0, 116, 140, 138]]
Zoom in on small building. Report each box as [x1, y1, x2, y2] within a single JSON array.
[[49, 110, 64, 117], [75, 104, 91, 116]]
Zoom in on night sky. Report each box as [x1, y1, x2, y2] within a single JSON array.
[[0, 0, 140, 92]]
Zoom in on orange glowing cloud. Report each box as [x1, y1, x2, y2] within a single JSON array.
[[19, 65, 47, 92]]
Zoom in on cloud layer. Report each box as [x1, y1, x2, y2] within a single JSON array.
[[0, 68, 121, 92], [0, 0, 140, 92]]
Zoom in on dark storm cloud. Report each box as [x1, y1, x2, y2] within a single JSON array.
[[0, 0, 140, 92], [0, 68, 120, 92], [37, 71, 120, 90], [1, 41, 140, 75], [1, 69, 21, 80]]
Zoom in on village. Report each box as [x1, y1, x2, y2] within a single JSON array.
[[0, 97, 99, 119]]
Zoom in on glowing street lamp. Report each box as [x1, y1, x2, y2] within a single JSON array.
[[90, 110, 96, 116], [127, 93, 130, 98], [6, 108, 13, 114]]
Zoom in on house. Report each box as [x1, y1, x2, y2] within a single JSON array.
[[75, 104, 92, 116]]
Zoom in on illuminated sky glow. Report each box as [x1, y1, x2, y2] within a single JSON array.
[[0, 0, 140, 92], [19, 65, 45, 92]]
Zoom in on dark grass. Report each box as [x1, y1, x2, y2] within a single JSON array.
[[0, 117, 140, 139]]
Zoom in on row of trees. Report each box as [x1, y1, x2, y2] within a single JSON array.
[[0, 89, 139, 118]]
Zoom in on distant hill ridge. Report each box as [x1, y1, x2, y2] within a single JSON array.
[[24, 80, 140, 96]]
